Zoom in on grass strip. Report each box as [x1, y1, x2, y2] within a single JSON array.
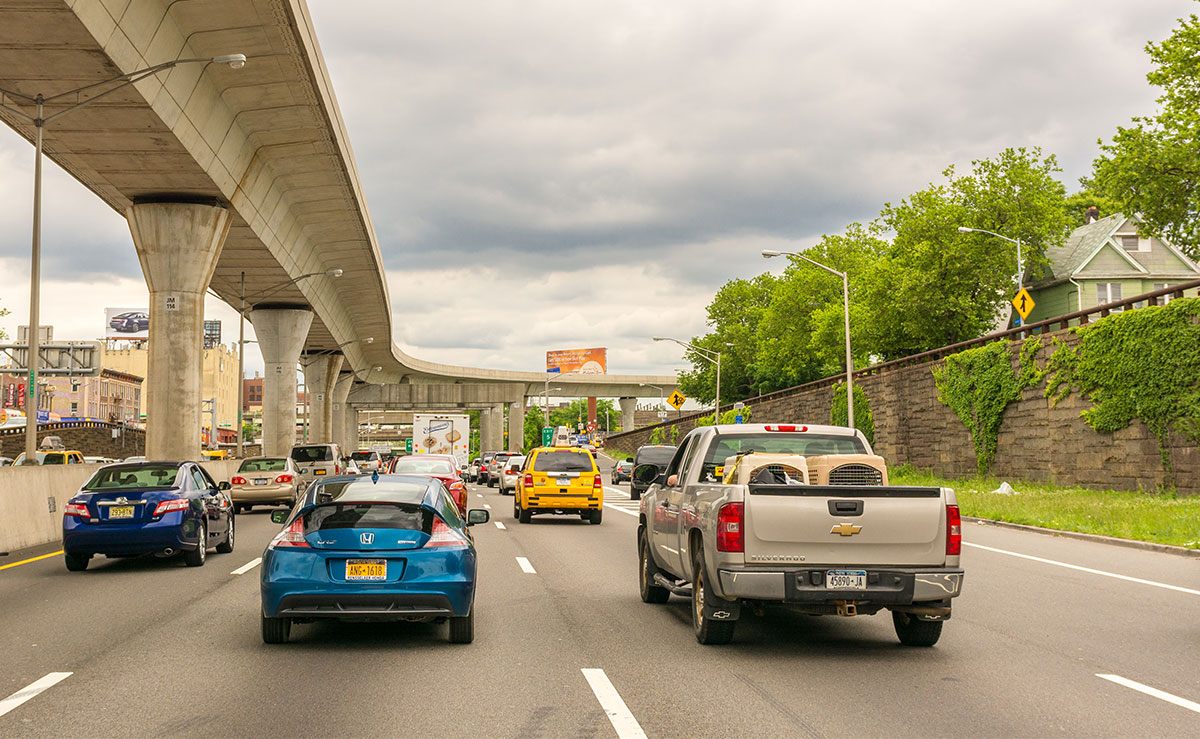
[[890, 465, 1200, 550]]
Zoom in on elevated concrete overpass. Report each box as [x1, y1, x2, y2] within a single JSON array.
[[0, 0, 674, 458]]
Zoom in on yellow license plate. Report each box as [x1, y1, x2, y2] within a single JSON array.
[[109, 506, 134, 519], [345, 560, 386, 581], [314, 469, 326, 475]]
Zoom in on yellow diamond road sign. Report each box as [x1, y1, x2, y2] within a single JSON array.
[[667, 390, 686, 410], [1012, 287, 1035, 321]]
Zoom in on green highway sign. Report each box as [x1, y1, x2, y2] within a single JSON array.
[[405, 438, 413, 453], [542, 427, 554, 445]]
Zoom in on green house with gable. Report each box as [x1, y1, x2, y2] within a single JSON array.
[[1023, 212, 1200, 325]]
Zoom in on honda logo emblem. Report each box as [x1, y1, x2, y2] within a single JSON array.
[[360, 532, 374, 545]]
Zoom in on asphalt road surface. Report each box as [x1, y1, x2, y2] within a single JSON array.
[[2, 455, 1199, 737]]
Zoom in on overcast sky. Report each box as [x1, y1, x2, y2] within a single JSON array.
[[0, 0, 1191, 388]]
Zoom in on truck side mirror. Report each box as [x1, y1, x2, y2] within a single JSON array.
[[632, 464, 659, 485]]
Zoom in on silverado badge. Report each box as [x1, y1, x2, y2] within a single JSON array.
[[830, 523, 862, 537]]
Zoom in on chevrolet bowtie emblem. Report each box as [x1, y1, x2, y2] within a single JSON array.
[[830, 523, 862, 536]]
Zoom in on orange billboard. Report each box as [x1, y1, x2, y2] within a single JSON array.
[[546, 347, 607, 375]]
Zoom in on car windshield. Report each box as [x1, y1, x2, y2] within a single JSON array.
[[700, 433, 867, 479], [239, 458, 287, 472], [637, 446, 676, 465], [350, 451, 376, 461], [303, 503, 431, 532], [83, 464, 181, 490], [392, 459, 454, 475], [291, 446, 333, 463], [533, 451, 594, 472]]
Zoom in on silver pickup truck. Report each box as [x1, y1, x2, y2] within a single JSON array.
[[634, 423, 963, 646]]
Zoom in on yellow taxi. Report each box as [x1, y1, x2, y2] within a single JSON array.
[[13, 450, 85, 465], [514, 446, 603, 525]]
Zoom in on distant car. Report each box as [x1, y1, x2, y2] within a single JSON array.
[[485, 452, 519, 488], [389, 455, 468, 513], [260, 473, 489, 644], [478, 451, 498, 485], [290, 443, 343, 486], [630, 444, 677, 501], [123, 456, 147, 464], [466, 457, 481, 483], [62, 461, 235, 571], [0, 456, 15, 467], [83, 456, 117, 465], [229, 457, 303, 512], [497, 455, 526, 495], [611, 460, 633, 484], [109, 311, 149, 333], [349, 450, 383, 472], [13, 450, 85, 466]]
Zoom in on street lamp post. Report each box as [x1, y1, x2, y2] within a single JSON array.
[[957, 226, 1024, 297], [652, 338, 731, 419], [761, 249, 854, 429], [543, 371, 581, 427], [233, 268, 343, 457], [0, 53, 247, 464]]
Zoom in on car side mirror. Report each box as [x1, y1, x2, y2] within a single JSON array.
[[632, 464, 659, 485], [270, 510, 289, 524], [626, 457, 634, 463], [218, 481, 231, 490], [467, 509, 490, 526]]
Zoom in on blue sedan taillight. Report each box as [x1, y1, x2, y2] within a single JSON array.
[[64, 502, 88, 518], [152, 498, 189, 517]]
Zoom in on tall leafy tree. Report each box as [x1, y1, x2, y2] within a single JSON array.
[[678, 273, 776, 403], [1092, 11, 1200, 257]]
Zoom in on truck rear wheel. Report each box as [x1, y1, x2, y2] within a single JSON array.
[[638, 531, 670, 604], [892, 611, 943, 647], [692, 547, 736, 645]]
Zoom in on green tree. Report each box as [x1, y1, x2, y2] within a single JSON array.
[[544, 398, 621, 436], [1092, 11, 1200, 257], [678, 273, 776, 404], [867, 147, 1070, 358]]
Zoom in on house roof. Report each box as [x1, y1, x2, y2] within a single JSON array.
[[1043, 213, 1124, 279]]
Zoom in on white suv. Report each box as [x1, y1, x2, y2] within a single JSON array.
[[497, 455, 526, 495]]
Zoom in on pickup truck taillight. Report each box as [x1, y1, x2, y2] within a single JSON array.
[[946, 504, 962, 555], [716, 502, 744, 552]]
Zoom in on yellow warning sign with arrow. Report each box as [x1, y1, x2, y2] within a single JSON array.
[[1012, 287, 1035, 321], [667, 390, 686, 410]]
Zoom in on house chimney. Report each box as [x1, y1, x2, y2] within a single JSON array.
[[1086, 205, 1100, 224]]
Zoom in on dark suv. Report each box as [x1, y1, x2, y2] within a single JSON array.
[[629, 444, 676, 500]]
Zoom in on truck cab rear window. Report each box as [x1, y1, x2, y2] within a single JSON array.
[[304, 504, 430, 532], [533, 451, 593, 472], [701, 434, 866, 480]]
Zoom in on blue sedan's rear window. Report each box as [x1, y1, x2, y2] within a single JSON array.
[[304, 504, 430, 532], [83, 464, 180, 490]]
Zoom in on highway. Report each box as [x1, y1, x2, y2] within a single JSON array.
[[2, 456, 1199, 737]]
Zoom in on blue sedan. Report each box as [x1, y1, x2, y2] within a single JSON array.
[[260, 474, 489, 644], [62, 461, 235, 571]]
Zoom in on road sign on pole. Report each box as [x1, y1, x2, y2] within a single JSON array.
[[1012, 287, 1035, 321], [542, 427, 554, 446], [667, 390, 686, 410], [404, 438, 412, 453]]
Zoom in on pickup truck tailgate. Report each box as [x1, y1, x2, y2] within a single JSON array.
[[744, 484, 947, 566]]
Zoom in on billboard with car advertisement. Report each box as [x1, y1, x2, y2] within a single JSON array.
[[546, 347, 607, 374], [105, 307, 149, 339]]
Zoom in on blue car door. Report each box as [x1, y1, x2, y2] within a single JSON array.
[[191, 466, 226, 543]]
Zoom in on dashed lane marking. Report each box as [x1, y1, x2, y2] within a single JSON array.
[[0, 551, 63, 572], [484, 504, 491, 509], [230, 557, 262, 576], [965, 542, 1200, 596], [1097, 674, 1200, 715], [495, 521, 506, 530], [581, 668, 647, 739], [516, 556, 536, 574], [0, 672, 72, 718], [604, 502, 640, 518]]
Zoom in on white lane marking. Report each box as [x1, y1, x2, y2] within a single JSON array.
[[965, 542, 1200, 596], [581, 668, 647, 739], [230, 557, 262, 576], [604, 504, 639, 518], [1097, 674, 1200, 714], [516, 556, 536, 574], [0, 672, 72, 718], [495, 521, 506, 530], [476, 494, 484, 498], [484, 504, 491, 509]]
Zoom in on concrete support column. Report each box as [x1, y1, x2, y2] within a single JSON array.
[[619, 397, 637, 433], [303, 354, 344, 443], [479, 407, 494, 452], [508, 400, 525, 452], [330, 373, 353, 452], [345, 405, 361, 452], [492, 403, 506, 452], [249, 308, 314, 456], [126, 201, 231, 461]]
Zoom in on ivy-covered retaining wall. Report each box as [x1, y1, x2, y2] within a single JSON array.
[[602, 319, 1199, 494]]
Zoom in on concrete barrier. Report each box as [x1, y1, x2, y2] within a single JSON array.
[[0, 459, 246, 554]]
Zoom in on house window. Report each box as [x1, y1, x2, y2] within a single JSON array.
[[1097, 283, 1123, 310], [70, 402, 78, 414], [1154, 283, 1175, 304]]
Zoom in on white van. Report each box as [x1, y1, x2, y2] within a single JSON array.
[[290, 443, 343, 486]]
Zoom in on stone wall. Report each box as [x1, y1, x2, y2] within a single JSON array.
[[0, 424, 145, 460], [603, 327, 1199, 494]]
